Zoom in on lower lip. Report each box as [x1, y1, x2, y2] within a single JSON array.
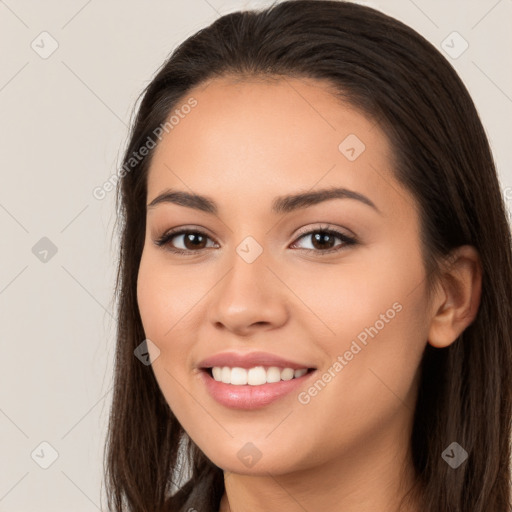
[[200, 369, 316, 409]]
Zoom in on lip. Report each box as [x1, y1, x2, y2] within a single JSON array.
[[196, 351, 317, 410], [199, 367, 316, 409], [196, 351, 315, 371]]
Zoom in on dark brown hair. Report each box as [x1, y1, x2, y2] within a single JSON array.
[[104, 1, 512, 511]]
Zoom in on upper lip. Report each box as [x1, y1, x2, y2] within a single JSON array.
[[197, 351, 316, 370]]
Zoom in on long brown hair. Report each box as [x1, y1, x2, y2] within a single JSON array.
[[103, 1, 512, 510]]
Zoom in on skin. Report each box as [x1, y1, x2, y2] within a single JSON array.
[[136, 76, 482, 512]]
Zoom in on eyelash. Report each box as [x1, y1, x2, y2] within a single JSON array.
[[154, 224, 357, 256]]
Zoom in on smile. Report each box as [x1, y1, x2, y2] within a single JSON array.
[[209, 365, 311, 385], [200, 366, 316, 409]]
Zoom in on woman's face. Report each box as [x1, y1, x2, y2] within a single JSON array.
[[137, 76, 432, 476]]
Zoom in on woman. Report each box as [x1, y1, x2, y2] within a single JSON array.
[[103, 1, 512, 511]]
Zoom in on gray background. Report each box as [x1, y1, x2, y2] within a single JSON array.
[[1, 0, 511, 510]]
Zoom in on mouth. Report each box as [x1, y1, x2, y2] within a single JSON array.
[[199, 365, 317, 409], [201, 366, 316, 386]]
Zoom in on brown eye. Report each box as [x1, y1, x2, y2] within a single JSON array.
[[154, 229, 217, 254], [292, 226, 357, 255], [179, 232, 209, 250]]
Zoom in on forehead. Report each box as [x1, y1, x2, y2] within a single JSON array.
[[146, 76, 405, 217]]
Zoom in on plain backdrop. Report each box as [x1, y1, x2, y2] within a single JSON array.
[[1, 0, 511, 510]]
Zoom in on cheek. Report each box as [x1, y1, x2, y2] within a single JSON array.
[[136, 254, 198, 414], [136, 252, 204, 346], [137, 258, 168, 341], [298, 246, 429, 436], [136, 251, 216, 386], [292, 253, 425, 352], [136, 255, 193, 406]]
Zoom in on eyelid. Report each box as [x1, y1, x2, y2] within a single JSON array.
[[153, 224, 215, 241], [293, 222, 356, 240]]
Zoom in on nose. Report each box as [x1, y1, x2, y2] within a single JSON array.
[[207, 248, 289, 336]]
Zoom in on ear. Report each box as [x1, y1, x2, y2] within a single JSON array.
[[427, 245, 482, 349]]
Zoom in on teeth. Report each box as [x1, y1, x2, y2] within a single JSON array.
[[210, 366, 309, 385]]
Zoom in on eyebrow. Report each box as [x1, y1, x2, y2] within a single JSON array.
[[147, 186, 380, 215]]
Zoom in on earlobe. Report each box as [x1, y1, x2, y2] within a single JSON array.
[[427, 245, 482, 349]]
